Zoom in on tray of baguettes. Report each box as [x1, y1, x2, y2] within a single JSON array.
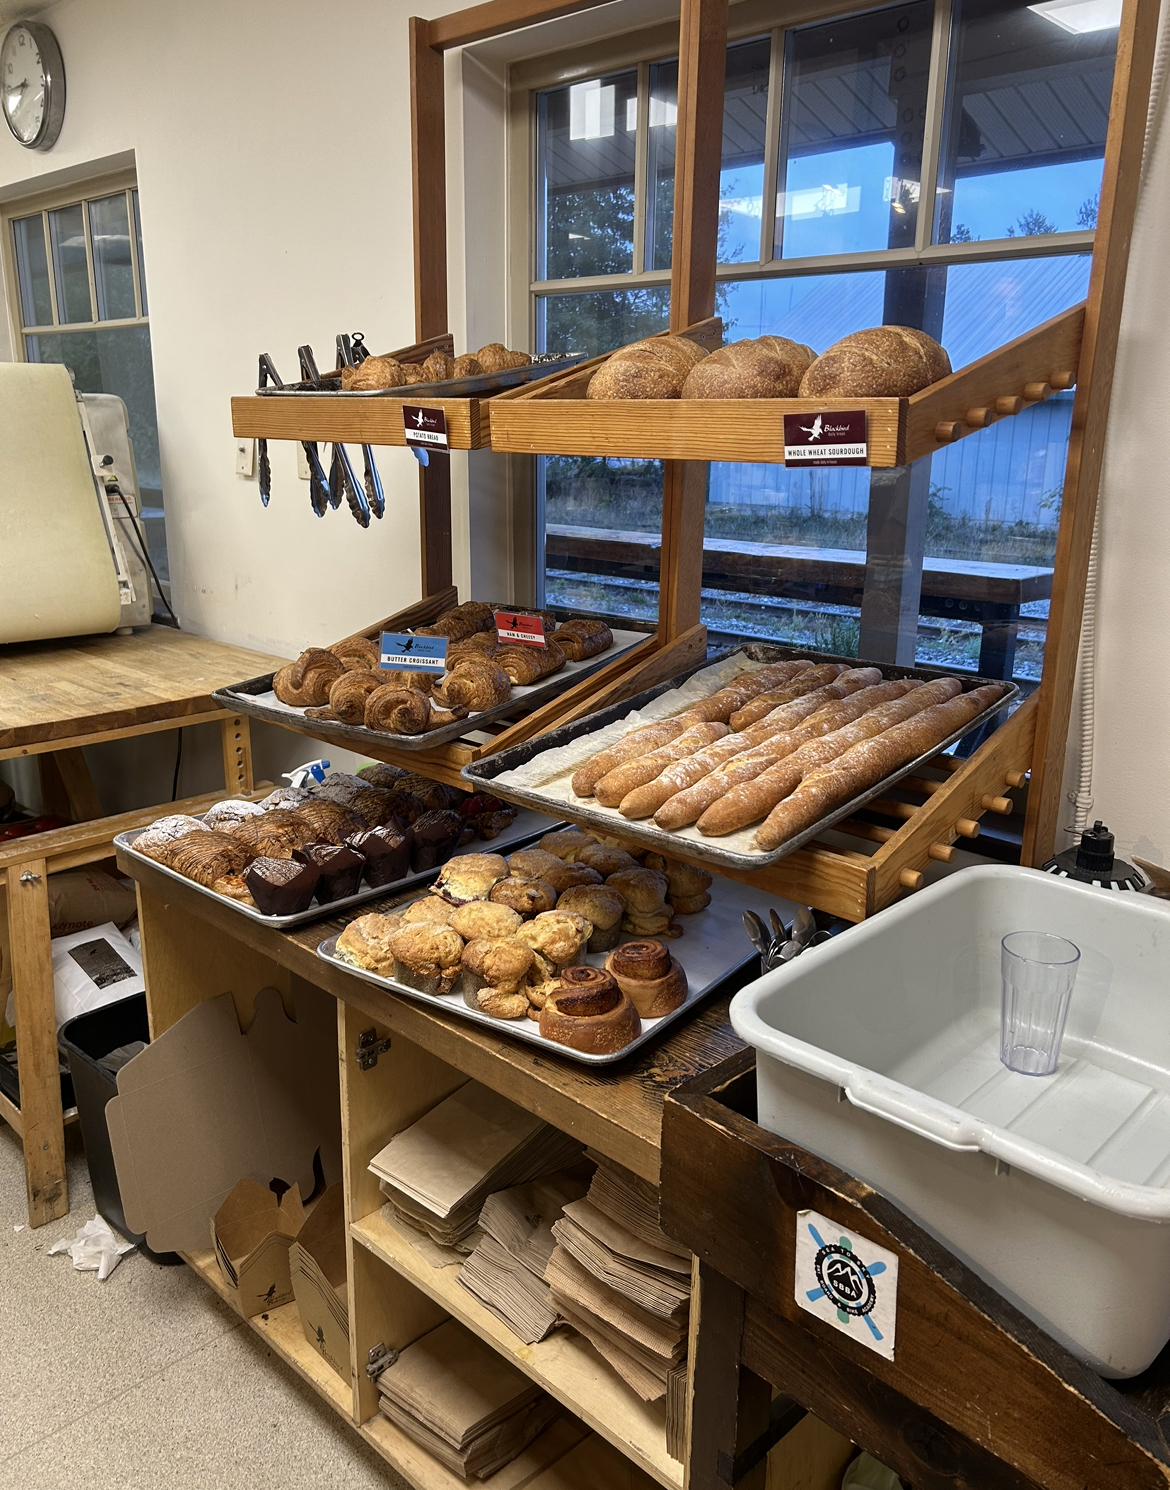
[[461, 643, 1017, 872], [211, 599, 651, 752], [316, 820, 797, 1065]]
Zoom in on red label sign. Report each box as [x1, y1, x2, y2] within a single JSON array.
[[494, 611, 546, 647]]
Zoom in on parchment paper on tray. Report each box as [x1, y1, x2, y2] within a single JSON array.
[[491, 651, 783, 860]]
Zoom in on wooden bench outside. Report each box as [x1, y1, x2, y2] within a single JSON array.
[[546, 524, 1054, 681]]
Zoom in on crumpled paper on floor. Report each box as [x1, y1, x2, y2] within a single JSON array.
[[48, 1215, 136, 1280]]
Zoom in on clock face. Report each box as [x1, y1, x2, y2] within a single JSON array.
[[2, 24, 63, 149]]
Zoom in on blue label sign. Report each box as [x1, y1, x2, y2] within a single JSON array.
[[380, 631, 448, 673]]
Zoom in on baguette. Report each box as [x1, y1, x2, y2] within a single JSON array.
[[571, 718, 691, 797], [678, 661, 822, 723], [621, 679, 918, 821], [753, 683, 1008, 850], [698, 678, 961, 836], [730, 666, 880, 730], [592, 722, 729, 807]]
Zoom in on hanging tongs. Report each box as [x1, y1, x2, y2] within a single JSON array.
[[258, 353, 330, 514], [300, 342, 370, 528], [337, 332, 385, 521]]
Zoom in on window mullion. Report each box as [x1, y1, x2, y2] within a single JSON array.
[[41, 212, 60, 328], [758, 26, 784, 264], [917, 0, 954, 254], [81, 197, 100, 323], [633, 60, 650, 274], [127, 188, 144, 320]]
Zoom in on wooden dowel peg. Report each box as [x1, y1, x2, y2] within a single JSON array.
[[869, 797, 917, 820], [1005, 769, 1029, 789], [995, 395, 1024, 416], [901, 775, 943, 796], [925, 753, 963, 774], [835, 819, 895, 844], [900, 868, 924, 890], [965, 407, 996, 428], [1024, 382, 1052, 402], [935, 420, 964, 442], [1049, 371, 1076, 390], [955, 818, 981, 838], [928, 842, 956, 863], [981, 794, 1013, 815]]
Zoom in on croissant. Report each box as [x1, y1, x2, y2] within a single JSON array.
[[272, 648, 345, 707], [377, 668, 434, 694], [365, 685, 434, 735], [458, 601, 497, 632], [447, 632, 500, 662], [307, 670, 383, 724], [432, 657, 512, 712], [415, 613, 480, 642], [331, 635, 380, 672], [497, 638, 566, 686]]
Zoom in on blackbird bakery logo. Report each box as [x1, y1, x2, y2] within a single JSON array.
[[402, 405, 449, 450], [795, 1209, 898, 1359], [783, 409, 867, 467]]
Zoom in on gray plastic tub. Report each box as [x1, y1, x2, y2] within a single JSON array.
[[731, 866, 1170, 1377]]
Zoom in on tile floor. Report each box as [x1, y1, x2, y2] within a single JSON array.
[[0, 1122, 407, 1488]]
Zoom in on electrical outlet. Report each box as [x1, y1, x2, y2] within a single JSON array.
[[235, 439, 256, 477], [296, 445, 310, 481]]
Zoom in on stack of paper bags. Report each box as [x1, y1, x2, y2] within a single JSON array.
[[545, 1156, 692, 1402], [458, 1164, 592, 1344], [368, 1081, 582, 1253], [378, 1319, 560, 1479]]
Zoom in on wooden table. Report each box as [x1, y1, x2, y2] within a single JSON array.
[[0, 626, 286, 1226], [115, 850, 856, 1490], [661, 1050, 1170, 1490], [546, 525, 1053, 681]]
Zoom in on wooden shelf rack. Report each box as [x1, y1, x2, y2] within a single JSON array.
[[489, 307, 1083, 469]]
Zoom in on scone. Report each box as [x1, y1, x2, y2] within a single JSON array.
[[450, 900, 522, 942], [335, 913, 403, 976], [401, 897, 459, 927]]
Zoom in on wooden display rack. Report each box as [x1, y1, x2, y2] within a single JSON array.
[[489, 306, 1083, 469], [662, 1049, 1170, 1489]]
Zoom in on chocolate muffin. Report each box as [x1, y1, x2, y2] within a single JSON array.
[[294, 842, 366, 903], [243, 855, 321, 916], [409, 810, 464, 873], [350, 824, 413, 888]]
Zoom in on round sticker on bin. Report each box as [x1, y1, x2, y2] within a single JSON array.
[[795, 1209, 898, 1359]]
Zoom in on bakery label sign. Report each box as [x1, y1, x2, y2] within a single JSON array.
[[494, 611, 547, 647], [795, 1209, 898, 1360], [783, 410, 867, 466], [380, 631, 448, 673], [402, 406, 449, 450]]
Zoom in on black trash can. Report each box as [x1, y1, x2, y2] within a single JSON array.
[[59, 994, 179, 1263]]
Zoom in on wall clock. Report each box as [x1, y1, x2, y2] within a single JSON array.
[[2, 22, 65, 150]]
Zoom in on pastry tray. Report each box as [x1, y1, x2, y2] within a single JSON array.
[[113, 807, 561, 930], [315, 869, 794, 1065], [256, 356, 586, 401], [461, 642, 1019, 872], [210, 624, 649, 753]]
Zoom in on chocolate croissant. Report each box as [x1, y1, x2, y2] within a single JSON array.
[[164, 829, 251, 888], [497, 638, 566, 686], [273, 648, 345, 708], [365, 685, 433, 735], [432, 657, 512, 712], [550, 618, 613, 661], [307, 670, 383, 725]]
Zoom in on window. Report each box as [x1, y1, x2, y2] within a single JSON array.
[[5, 178, 169, 593], [527, 0, 1116, 681]]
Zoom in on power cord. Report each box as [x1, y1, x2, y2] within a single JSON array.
[[172, 728, 183, 801], [99, 460, 179, 628]]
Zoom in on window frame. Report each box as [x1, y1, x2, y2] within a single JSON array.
[[1, 167, 148, 350], [515, 0, 1098, 347]]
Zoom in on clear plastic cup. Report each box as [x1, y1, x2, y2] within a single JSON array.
[[1000, 931, 1081, 1076]]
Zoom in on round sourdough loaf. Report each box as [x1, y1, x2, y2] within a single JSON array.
[[798, 325, 951, 398], [587, 335, 709, 399], [682, 335, 815, 398]]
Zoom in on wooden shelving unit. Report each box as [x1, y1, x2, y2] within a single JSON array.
[[353, 1207, 680, 1490], [489, 307, 1082, 469]]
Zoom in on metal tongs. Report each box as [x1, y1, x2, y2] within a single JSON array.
[[258, 353, 330, 513], [743, 905, 836, 969], [336, 333, 385, 521], [299, 344, 370, 528]]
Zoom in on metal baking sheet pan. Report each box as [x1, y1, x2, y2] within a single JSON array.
[[461, 642, 1019, 872], [211, 626, 648, 753], [315, 869, 795, 1066], [113, 807, 561, 930], [256, 356, 585, 401]]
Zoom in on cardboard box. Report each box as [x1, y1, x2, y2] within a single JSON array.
[[291, 1183, 350, 1381], [106, 985, 341, 1254], [212, 1177, 306, 1317]]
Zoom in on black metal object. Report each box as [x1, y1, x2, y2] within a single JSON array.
[[461, 641, 1019, 873], [336, 333, 385, 521], [1043, 820, 1145, 891]]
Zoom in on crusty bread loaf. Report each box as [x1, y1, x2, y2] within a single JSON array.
[[698, 678, 958, 836], [753, 683, 1007, 850], [590, 721, 728, 808], [681, 336, 816, 399], [587, 335, 709, 400], [729, 665, 880, 730], [799, 326, 951, 399], [341, 356, 403, 391], [571, 718, 691, 798]]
